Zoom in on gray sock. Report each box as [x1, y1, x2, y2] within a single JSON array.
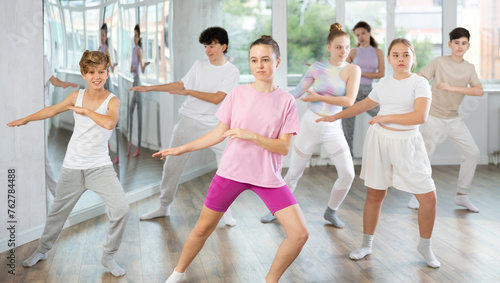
[[260, 212, 276, 223], [323, 206, 345, 228], [22, 250, 48, 267], [140, 205, 170, 220], [101, 254, 126, 277]]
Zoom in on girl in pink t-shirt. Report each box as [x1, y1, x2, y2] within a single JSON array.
[[158, 36, 309, 283]]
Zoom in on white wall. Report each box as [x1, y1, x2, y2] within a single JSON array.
[[0, 0, 46, 253]]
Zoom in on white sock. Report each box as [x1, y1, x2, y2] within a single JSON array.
[[101, 254, 126, 277], [408, 194, 420, 210], [140, 205, 170, 220], [22, 250, 48, 267], [165, 268, 186, 283], [223, 208, 237, 227], [417, 237, 441, 268], [323, 206, 345, 228], [349, 234, 373, 260], [454, 195, 479, 212], [260, 212, 276, 223]]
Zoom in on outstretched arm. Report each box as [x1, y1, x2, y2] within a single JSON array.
[[67, 96, 120, 130], [129, 81, 184, 93], [368, 97, 430, 126], [153, 121, 229, 160], [169, 89, 227, 104], [7, 91, 78, 127], [316, 96, 378, 123], [49, 76, 78, 88]]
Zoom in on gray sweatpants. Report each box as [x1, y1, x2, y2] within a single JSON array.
[[37, 165, 130, 256], [159, 113, 226, 206]]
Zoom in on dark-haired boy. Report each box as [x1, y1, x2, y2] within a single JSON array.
[[407, 27, 483, 212], [131, 26, 240, 224]]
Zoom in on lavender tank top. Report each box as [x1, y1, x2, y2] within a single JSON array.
[[352, 46, 378, 85], [99, 44, 107, 53], [131, 45, 140, 77]]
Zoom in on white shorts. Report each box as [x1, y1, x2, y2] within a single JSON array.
[[360, 124, 436, 194]]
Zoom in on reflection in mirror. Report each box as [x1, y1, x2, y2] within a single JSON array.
[[44, 0, 170, 216], [118, 1, 170, 194]]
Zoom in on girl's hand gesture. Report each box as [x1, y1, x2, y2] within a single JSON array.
[[300, 90, 323, 102], [223, 128, 256, 141], [315, 115, 338, 123], [368, 115, 390, 125]]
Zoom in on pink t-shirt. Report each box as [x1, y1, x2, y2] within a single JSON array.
[[216, 84, 300, 188]]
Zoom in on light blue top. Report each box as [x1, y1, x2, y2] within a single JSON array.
[[289, 60, 347, 116]]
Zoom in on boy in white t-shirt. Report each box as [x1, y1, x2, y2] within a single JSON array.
[[130, 27, 240, 225], [407, 27, 483, 212]]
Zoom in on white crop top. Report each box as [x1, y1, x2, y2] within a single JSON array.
[[368, 74, 431, 130]]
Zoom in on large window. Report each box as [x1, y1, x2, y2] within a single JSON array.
[[286, 0, 336, 86], [458, 0, 500, 82], [345, 1, 386, 52], [86, 9, 101, 52], [44, 0, 500, 85], [222, 0, 272, 83], [395, 0, 442, 72]]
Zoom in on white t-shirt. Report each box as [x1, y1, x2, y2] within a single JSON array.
[[44, 56, 54, 106], [369, 73, 431, 130], [178, 59, 240, 125]]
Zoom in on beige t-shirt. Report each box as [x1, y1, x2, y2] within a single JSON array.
[[419, 56, 481, 118]]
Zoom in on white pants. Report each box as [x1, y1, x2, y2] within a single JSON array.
[[158, 114, 227, 206], [420, 115, 480, 194], [284, 110, 354, 210]]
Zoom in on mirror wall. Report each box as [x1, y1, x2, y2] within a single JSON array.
[[44, 0, 172, 211]]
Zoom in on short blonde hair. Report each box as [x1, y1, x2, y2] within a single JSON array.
[[79, 50, 111, 74]]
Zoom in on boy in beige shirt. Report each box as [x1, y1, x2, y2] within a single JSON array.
[[408, 27, 483, 212]]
